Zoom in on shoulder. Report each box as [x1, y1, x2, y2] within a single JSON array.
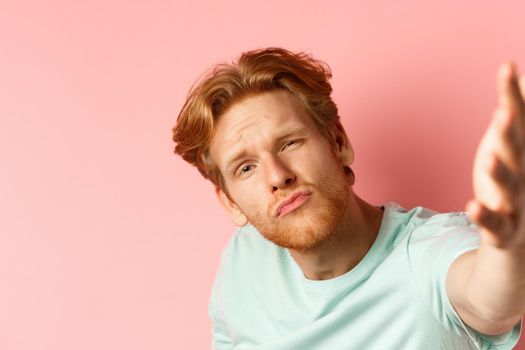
[[380, 203, 477, 247], [209, 225, 274, 319], [221, 224, 278, 264], [396, 203, 473, 230], [216, 224, 286, 290], [400, 204, 481, 268], [406, 207, 480, 249], [209, 224, 291, 334], [382, 202, 465, 231]]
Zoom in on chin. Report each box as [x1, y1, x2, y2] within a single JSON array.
[[249, 175, 351, 250], [253, 200, 347, 251]]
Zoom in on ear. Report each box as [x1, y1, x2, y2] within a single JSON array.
[[215, 186, 248, 227], [331, 121, 354, 166]]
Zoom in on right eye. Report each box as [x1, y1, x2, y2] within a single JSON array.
[[237, 164, 255, 177], [240, 164, 252, 173]]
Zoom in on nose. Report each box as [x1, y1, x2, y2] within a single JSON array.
[[264, 155, 296, 193]]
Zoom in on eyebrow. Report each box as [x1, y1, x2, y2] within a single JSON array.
[[223, 126, 308, 173]]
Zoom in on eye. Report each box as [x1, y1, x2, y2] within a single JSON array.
[[282, 139, 301, 151], [237, 164, 255, 177], [240, 164, 253, 173]]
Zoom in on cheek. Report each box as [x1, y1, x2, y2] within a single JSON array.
[[291, 148, 340, 177], [232, 183, 269, 216]]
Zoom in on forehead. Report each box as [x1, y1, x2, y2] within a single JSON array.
[[209, 90, 318, 161], [221, 90, 313, 128]]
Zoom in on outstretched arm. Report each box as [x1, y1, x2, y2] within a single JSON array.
[[447, 62, 525, 336]]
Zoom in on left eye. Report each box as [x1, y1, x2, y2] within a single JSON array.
[[283, 140, 299, 150]]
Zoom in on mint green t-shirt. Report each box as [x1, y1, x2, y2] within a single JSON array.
[[209, 202, 522, 349]]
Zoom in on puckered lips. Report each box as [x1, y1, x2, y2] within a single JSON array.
[[275, 190, 312, 217]]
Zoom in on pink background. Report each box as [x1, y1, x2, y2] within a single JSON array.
[[1, 0, 524, 349]]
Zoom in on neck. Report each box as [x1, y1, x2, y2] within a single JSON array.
[[288, 193, 384, 281]]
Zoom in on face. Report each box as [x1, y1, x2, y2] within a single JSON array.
[[209, 90, 354, 252]]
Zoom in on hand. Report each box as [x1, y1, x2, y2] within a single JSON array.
[[467, 62, 525, 250]]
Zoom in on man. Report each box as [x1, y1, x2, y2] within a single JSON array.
[[172, 47, 524, 349]]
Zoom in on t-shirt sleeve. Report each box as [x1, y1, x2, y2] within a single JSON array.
[[408, 212, 522, 349]]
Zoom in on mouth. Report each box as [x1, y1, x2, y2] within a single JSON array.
[[275, 190, 312, 217]]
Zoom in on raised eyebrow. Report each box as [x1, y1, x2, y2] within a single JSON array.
[[225, 150, 248, 174]]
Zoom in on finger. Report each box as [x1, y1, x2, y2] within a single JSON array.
[[498, 62, 525, 119], [486, 152, 522, 213], [466, 199, 515, 248], [492, 107, 525, 171]]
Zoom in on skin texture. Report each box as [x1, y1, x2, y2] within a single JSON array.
[[446, 62, 525, 336], [209, 90, 383, 280]]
